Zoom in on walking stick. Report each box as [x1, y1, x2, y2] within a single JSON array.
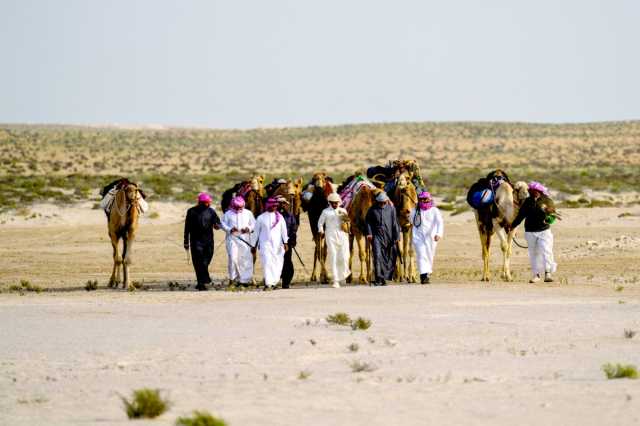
[[293, 246, 308, 273]]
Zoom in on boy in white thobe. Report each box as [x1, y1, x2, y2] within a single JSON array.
[[318, 192, 351, 288], [255, 197, 289, 289], [220, 196, 256, 286], [410, 191, 444, 284]]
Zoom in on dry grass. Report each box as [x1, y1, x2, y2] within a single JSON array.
[[350, 360, 377, 373]]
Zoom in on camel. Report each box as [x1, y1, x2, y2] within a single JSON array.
[[107, 181, 143, 290], [267, 177, 303, 221], [470, 170, 529, 281], [346, 184, 381, 284], [221, 175, 265, 217], [301, 172, 334, 283], [391, 171, 418, 283]]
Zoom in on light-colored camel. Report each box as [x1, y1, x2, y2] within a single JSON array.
[[108, 182, 142, 290], [391, 172, 418, 283], [474, 172, 528, 281], [346, 185, 381, 284], [301, 172, 333, 283]]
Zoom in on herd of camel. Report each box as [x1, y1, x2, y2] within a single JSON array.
[[106, 165, 529, 291]]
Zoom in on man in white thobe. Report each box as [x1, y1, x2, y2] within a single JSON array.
[[410, 191, 444, 284], [255, 197, 289, 289], [318, 192, 351, 288], [220, 196, 256, 286]]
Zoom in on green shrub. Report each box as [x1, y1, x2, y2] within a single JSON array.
[[175, 411, 227, 426], [326, 312, 351, 326], [121, 388, 170, 419], [351, 317, 372, 330], [602, 363, 638, 379]]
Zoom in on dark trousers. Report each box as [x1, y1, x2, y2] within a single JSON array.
[[281, 248, 294, 288], [190, 242, 213, 286]]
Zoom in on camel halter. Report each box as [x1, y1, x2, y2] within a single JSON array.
[[114, 187, 139, 217]]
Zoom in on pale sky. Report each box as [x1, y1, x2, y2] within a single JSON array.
[[1, 0, 639, 129]]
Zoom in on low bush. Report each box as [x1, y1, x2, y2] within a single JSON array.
[[121, 388, 170, 419], [602, 363, 638, 379], [175, 411, 228, 426]]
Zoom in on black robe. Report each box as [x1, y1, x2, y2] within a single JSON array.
[[365, 203, 400, 282], [280, 209, 299, 288], [184, 204, 221, 286]]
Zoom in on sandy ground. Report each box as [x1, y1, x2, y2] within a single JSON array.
[[1, 203, 640, 425]]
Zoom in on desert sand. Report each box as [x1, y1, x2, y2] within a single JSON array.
[[1, 203, 640, 425]]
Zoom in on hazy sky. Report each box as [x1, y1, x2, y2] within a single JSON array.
[[1, 0, 639, 128]]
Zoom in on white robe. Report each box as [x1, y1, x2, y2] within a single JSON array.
[[255, 211, 288, 286], [410, 207, 444, 274], [318, 206, 351, 283], [525, 229, 557, 276], [221, 209, 256, 284]]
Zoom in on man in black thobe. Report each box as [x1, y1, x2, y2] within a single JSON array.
[[277, 195, 299, 289], [184, 192, 221, 290], [366, 192, 400, 286]]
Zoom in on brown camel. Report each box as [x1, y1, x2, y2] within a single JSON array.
[[471, 170, 529, 281], [391, 171, 418, 283], [221, 175, 265, 217], [268, 177, 303, 221], [107, 181, 142, 290], [301, 172, 333, 283]]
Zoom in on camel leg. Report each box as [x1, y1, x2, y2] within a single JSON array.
[[404, 228, 417, 283], [480, 231, 491, 282], [310, 235, 319, 282], [498, 229, 514, 282], [356, 234, 367, 284], [109, 233, 122, 288], [122, 233, 135, 290], [346, 233, 354, 284]]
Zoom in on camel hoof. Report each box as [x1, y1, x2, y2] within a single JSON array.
[[346, 275, 352, 284], [480, 277, 490, 282]]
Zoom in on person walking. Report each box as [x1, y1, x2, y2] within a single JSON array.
[[184, 192, 221, 290], [318, 192, 351, 288], [276, 195, 298, 289], [220, 196, 256, 287], [410, 191, 444, 284], [511, 181, 558, 283], [255, 197, 289, 290], [365, 192, 400, 286]]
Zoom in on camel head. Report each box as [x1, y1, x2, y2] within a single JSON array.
[[123, 183, 140, 205], [288, 178, 303, 217], [250, 175, 264, 191], [513, 181, 529, 206], [311, 172, 326, 190], [394, 172, 417, 230]]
